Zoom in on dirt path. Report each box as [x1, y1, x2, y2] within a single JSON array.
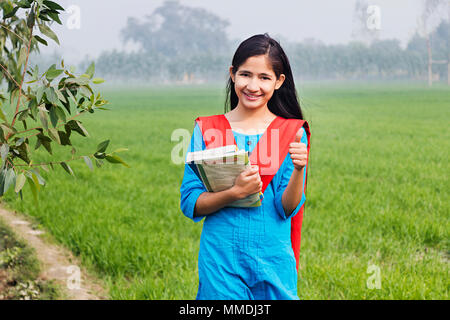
[[0, 206, 107, 300]]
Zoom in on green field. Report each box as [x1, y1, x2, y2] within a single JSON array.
[[2, 82, 449, 299]]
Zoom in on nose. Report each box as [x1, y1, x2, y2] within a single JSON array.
[[246, 77, 259, 92]]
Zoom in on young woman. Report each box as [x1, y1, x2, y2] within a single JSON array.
[[180, 33, 310, 300]]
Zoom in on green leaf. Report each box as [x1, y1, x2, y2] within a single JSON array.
[[0, 124, 17, 139], [29, 169, 45, 186], [3, 6, 20, 19], [76, 121, 89, 137], [34, 35, 48, 46], [65, 88, 77, 104], [45, 87, 59, 105], [38, 106, 48, 130], [30, 171, 40, 192], [47, 10, 62, 25], [36, 133, 52, 155], [96, 140, 109, 153], [0, 169, 5, 196], [18, 47, 28, 67], [4, 168, 15, 194], [94, 152, 106, 159], [0, 142, 10, 161], [0, 107, 6, 122], [105, 155, 130, 168], [36, 86, 45, 103], [57, 130, 71, 146], [54, 106, 66, 123], [95, 159, 103, 168], [17, 0, 32, 9], [113, 148, 129, 153], [48, 127, 60, 144], [43, 0, 64, 11], [54, 88, 66, 103], [38, 23, 60, 45], [65, 120, 88, 137], [27, 9, 35, 28], [0, 127, 5, 144], [17, 109, 29, 122], [79, 85, 92, 97], [60, 162, 74, 176], [85, 62, 95, 79], [65, 77, 90, 86], [15, 173, 26, 193], [45, 67, 64, 82], [48, 107, 58, 127], [15, 141, 31, 165], [92, 78, 104, 84], [15, 138, 25, 147]]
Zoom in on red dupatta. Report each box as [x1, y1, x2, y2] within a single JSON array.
[[194, 114, 311, 271]]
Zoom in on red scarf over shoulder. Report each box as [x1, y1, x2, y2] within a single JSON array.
[[194, 114, 311, 271]]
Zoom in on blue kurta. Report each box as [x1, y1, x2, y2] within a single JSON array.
[[180, 122, 307, 300]]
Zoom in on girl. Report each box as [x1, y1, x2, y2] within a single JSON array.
[[180, 33, 310, 300]]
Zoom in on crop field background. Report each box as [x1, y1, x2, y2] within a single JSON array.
[[2, 82, 448, 299]]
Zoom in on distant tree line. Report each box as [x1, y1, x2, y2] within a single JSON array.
[[78, 1, 449, 84], [285, 20, 448, 82]]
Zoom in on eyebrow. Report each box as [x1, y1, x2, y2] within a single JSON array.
[[239, 70, 273, 77]]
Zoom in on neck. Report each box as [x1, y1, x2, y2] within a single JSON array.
[[233, 104, 274, 122]]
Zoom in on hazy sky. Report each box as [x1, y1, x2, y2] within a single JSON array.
[[38, 0, 444, 64]]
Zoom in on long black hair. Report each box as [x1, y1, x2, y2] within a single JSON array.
[[225, 33, 304, 120]]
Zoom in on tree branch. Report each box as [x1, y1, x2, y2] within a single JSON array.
[[0, 62, 21, 89], [11, 22, 34, 128], [0, 63, 32, 101], [0, 23, 29, 45], [14, 154, 94, 168]]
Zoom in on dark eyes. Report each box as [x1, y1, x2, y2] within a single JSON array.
[[240, 73, 270, 80]]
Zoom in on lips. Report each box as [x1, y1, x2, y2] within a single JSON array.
[[243, 92, 262, 101]]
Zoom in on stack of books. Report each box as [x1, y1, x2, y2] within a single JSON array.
[[185, 145, 263, 207]]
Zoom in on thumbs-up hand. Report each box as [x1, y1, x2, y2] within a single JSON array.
[[288, 128, 307, 171]]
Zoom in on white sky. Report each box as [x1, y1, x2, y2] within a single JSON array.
[[38, 0, 445, 64]]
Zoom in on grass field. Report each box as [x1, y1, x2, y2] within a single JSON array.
[[1, 82, 449, 299]]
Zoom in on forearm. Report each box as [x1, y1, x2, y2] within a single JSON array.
[[281, 167, 305, 216], [194, 187, 241, 217]]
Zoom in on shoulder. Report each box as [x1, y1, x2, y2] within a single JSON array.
[[195, 114, 224, 123]]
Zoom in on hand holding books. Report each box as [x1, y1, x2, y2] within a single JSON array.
[[230, 165, 262, 200]]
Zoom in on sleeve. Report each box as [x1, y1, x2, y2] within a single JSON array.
[[179, 123, 207, 223], [273, 126, 308, 220]]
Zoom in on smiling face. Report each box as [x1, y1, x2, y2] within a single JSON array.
[[229, 54, 285, 112]]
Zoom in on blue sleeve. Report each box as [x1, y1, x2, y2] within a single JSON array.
[[273, 127, 308, 220], [180, 123, 207, 223]]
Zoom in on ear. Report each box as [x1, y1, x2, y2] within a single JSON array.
[[229, 66, 235, 83], [275, 74, 285, 90]]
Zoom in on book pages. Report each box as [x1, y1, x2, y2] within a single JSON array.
[[186, 146, 263, 207]]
